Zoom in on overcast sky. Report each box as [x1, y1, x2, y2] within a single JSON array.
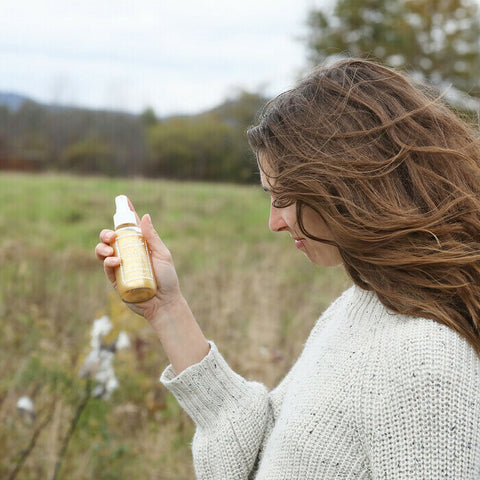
[[0, 0, 329, 116]]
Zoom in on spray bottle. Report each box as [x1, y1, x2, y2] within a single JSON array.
[[112, 195, 157, 303]]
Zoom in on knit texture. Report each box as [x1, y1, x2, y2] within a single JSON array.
[[161, 285, 480, 479]]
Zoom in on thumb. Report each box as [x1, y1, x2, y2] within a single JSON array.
[[140, 214, 171, 259], [126, 196, 142, 226]]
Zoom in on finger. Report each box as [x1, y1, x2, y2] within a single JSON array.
[[100, 229, 116, 244], [95, 242, 114, 260], [140, 214, 172, 261], [104, 256, 121, 268], [104, 257, 120, 284]]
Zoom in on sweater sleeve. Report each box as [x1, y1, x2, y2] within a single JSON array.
[[160, 342, 272, 480], [360, 320, 480, 479]]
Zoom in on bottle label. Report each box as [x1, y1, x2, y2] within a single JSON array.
[[115, 231, 154, 284]]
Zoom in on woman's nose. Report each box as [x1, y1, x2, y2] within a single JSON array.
[[269, 205, 288, 232]]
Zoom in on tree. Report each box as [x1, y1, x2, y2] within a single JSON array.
[[146, 90, 267, 183], [146, 115, 240, 181], [140, 107, 158, 127], [59, 135, 116, 175], [210, 88, 267, 127], [306, 0, 480, 96]]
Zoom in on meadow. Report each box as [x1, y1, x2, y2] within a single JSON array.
[[0, 172, 350, 480]]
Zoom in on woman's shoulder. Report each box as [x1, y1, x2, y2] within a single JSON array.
[[356, 300, 480, 478], [390, 311, 476, 360], [365, 303, 480, 386], [312, 284, 480, 375], [355, 302, 480, 432]]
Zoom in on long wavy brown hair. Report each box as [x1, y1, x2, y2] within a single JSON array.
[[247, 58, 480, 354]]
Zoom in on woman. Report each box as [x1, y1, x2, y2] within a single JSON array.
[[95, 58, 480, 479]]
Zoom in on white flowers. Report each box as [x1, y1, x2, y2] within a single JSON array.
[[79, 315, 130, 399], [17, 395, 35, 423], [115, 331, 131, 350]]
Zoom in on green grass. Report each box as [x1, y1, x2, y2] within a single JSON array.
[[1, 172, 270, 250], [0, 172, 350, 480]]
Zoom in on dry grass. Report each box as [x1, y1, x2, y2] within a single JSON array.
[[0, 172, 350, 479]]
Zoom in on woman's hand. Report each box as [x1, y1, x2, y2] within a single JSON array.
[[94, 197, 209, 373], [95, 212, 181, 321]]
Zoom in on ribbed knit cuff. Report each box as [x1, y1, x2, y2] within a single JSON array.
[[160, 341, 260, 430]]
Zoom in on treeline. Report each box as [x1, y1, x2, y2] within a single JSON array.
[[3, 0, 480, 183], [0, 89, 267, 183]]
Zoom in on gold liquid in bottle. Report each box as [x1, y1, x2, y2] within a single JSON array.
[[113, 195, 156, 303]]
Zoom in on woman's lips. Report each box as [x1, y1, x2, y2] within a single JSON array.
[[294, 238, 306, 249]]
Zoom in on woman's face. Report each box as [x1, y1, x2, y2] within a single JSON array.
[[259, 155, 343, 268]]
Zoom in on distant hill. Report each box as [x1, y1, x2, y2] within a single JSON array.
[[0, 91, 149, 176], [0, 91, 140, 117], [0, 92, 35, 112]]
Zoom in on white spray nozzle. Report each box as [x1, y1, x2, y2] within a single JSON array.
[[113, 195, 137, 228]]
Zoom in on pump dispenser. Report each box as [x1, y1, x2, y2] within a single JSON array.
[[112, 195, 157, 303]]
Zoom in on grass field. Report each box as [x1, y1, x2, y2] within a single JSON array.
[[0, 172, 350, 480]]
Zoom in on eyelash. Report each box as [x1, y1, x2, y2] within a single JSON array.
[[271, 197, 293, 209]]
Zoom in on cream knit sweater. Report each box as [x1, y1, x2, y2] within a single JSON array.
[[161, 285, 480, 479]]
